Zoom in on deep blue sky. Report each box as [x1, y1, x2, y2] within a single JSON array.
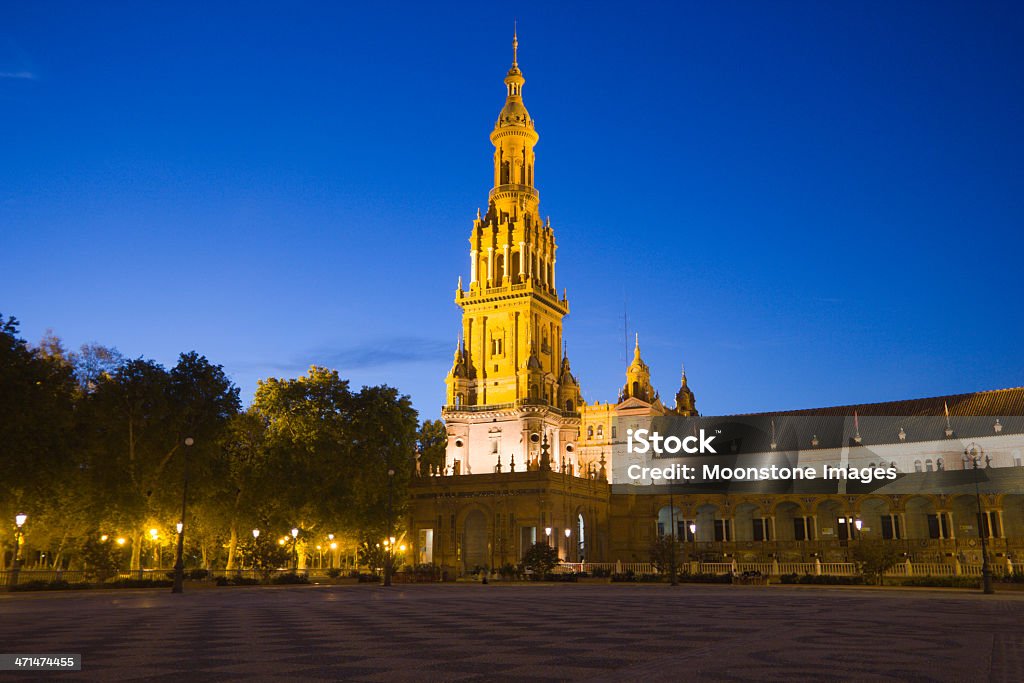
[[3, 2, 1023, 421]]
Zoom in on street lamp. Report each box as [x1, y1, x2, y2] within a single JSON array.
[[176, 522, 183, 534], [384, 468, 395, 587], [291, 527, 299, 571], [10, 513, 27, 587], [689, 522, 697, 571], [172, 436, 194, 594], [328, 533, 335, 569], [668, 492, 678, 586], [964, 443, 995, 594], [564, 527, 571, 562]]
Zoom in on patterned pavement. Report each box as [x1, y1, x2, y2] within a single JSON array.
[[0, 583, 1021, 682]]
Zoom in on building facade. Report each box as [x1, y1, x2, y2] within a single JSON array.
[[407, 36, 1024, 575]]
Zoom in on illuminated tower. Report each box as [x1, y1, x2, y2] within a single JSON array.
[[444, 32, 581, 475]]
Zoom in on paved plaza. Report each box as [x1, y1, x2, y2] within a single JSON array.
[[0, 583, 1021, 681]]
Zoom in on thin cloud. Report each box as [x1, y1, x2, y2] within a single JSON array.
[[0, 71, 36, 80], [309, 337, 451, 370], [230, 336, 452, 375]]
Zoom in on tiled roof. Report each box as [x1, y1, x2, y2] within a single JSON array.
[[747, 386, 1024, 418]]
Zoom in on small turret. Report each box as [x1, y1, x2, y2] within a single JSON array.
[[620, 334, 658, 404], [674, 363, 698, 416]]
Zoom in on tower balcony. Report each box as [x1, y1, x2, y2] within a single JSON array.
[[488, 183, 539, 204], [441, 397, 580, 419], [458, 279, 568, 315]]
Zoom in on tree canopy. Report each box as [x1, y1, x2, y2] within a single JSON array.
[[0, 314, 422, 574]]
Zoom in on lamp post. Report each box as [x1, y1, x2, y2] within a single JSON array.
[[251, 529, 259, 577], [328, 534, 335, 569], [384, 468, 395, 586], [964, 444, 994, 594], [291, 528, 299, 571], [9, 513, 27, 589], [544, 527, 552, 547], [689, 522, 697, 573], [668, 492, 678, 586], [172, 436, 193, 594], [564, 527, 572, 563]]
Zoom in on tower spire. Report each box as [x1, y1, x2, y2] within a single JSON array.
[[512, 21, 518, 68]]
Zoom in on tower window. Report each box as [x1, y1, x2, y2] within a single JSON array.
[[596, 425, 603, 439], [587, 426, 593, 440]]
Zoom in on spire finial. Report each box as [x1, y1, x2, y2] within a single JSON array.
[[512, 21, 518, 67], [681, 363, 687, 382]]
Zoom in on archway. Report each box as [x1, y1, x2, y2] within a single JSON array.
[[733, 503, 761, 542], [462, 509, 488, 571], [858, 497, 892, 540], [657, 505, 684, 538], [904, 496, 938, 539], [816, 499, 846, 540], [695, 504, 718, 543], [774, 501, 803, 541], [1003, 495, 1024, 540]]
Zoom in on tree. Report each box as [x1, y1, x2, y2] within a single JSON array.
[[80, 536, 124, 584], [83, 352, 239, 569], [0, 318, 80, 564], [852, 541, 903, 585], [242, 533, 291, 581], [251, 368, 418, 552], [73, 343, 124, 394], [522, 542, 560, 578], [206, 410, 271, 570], [417, 419, 447, 475], [649, 534, 682, 576]]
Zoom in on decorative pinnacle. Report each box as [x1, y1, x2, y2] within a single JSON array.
[[512, 21, 518, 67]]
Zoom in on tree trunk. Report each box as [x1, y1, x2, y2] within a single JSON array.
[[130, 532, 142, 571], [225, 525, 238, 570]]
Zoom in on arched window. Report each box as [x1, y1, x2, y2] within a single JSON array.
[[925, 459, 934, 472], [565, 400, 573, 412], [914, 460, 923, 473], [587, 426, 593, 440], [596, 425, 604, 439], [936, 458, 944, 471], [455, 393, 463, 407]]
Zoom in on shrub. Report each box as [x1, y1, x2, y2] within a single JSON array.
[[357, 573, 381, 583], [326, 568, 342, 578], [270, 572, 310, 585], [188, 568, 210, 580], [109, 578, 174, 589], [779, 573, 864, 585], [679, 572, 732, 584], [591, 567, 612, 578], [899, 576, 981, 589], [215, 576, 259, 586]]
